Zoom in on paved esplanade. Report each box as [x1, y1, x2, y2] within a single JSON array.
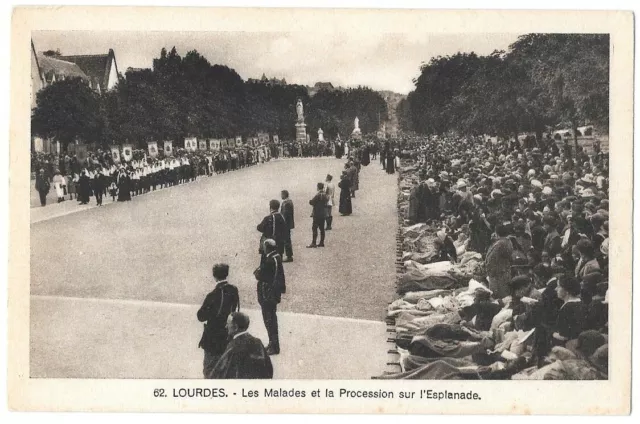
[[30, 158, 397, 379]]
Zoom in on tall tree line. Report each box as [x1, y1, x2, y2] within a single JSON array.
[[398, 34, 609, 143], [31, 47, 387, 150]]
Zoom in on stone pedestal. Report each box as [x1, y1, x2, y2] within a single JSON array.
[[351, 129, 362, 140], [296, 122, 307, 144]]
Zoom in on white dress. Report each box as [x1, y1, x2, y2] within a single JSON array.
[[53, 175, 65, 197]]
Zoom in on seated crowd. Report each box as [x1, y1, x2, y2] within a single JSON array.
[[380, 134, 609, 380]]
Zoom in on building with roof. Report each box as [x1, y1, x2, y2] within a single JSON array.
[[247, 73, 287, 86], [306, 81, 340, 97], [58, 49, 120, 92], [37, 53, 90, 85], [313, 82, 334, 91], [31, 41, 121, 94], [30, 41, 121, 153]]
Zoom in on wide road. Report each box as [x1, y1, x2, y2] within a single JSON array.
[[30, 157, 398, 379]]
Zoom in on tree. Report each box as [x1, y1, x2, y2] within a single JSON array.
[[402, 34, 609, 142], [34, 46, 393, 150], [306, 87, 387, 140], [31, 77, 102, 150], [508, 34, 610, 146]]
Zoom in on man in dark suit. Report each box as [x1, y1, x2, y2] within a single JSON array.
[[197, 263, 240, 379], [256, 239, 286, 355], [35, 168, 50, 206], [209, 312, 273, 379], [257, 199, 288, 260], [280, 190, 295, 262], [307, 182, 328, 248]]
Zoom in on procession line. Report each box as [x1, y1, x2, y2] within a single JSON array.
[[30, 294, 386, 326], [30, 172, 241, 225], [29, 159, 324, 225]]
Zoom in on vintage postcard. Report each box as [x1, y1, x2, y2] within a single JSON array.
[[8, 6, 633, 414]]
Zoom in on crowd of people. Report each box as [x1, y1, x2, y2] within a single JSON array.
[[379, 134, 609, 380], [195, 143, 373, 379], [34, 130, 610, 380], [32, 144, 289, 207], [32, 139, 384, 208]]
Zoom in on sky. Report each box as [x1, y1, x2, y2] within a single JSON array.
[[32, 31, 523, 94]]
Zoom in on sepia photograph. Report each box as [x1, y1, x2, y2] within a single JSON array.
[[8, 6, 633, 414]]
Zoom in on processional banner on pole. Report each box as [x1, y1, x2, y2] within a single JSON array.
[[148, 141, 158, 158], [122, 144, 133, 162], [110, 145, 121, 163], [164, 140, 173, 156]]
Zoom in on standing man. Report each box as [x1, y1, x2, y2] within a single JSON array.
[[307, 182, 328, 248], [92, 169, 104, 206], [209, 312, 273, 379], [280, 190, 295, 263], [197, 263, 240, 379], [77, 169, 92, 205], [35, 168, 50, 207], [255, 239, 285, 355], [324, 174, 336, 230], [257, 199, 288, 260]]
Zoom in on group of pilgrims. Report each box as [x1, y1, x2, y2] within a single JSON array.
[[380, 133, 610, 380], [34, 138, 391, 208], [34, 147, 277, 207]]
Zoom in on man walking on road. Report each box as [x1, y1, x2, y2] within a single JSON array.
[[324, 174, 335, 230], [255, 239, 285, 355], [307, 182, 328, 248], [280, 190, 295, 262]]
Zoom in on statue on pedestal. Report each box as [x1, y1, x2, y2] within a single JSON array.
[[296, 99, 304, 123], [352, 116, 362, 139], [318, 128, 324, 141], [295, 98, 307, 144]]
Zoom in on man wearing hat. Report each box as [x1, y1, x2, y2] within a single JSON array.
[[35, 168, 50, 206], [542, 216, 562, 258]]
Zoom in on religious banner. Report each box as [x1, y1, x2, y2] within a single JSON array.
[[76, 144, 88, 162], [164, 140, 173, 156], [253, 137, 259, 147], [235, 136, 243, 147], [122, 144, 133, 162], [209, 139, 220, 150], [147, 141, 159, 158], [227, 138, 235, 148], [221, 138, 228, 148], [110, 145, 121, 163], [184, 137, 197, 152], [199, 139, 207, 151], [273, 135, 279, 144]]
